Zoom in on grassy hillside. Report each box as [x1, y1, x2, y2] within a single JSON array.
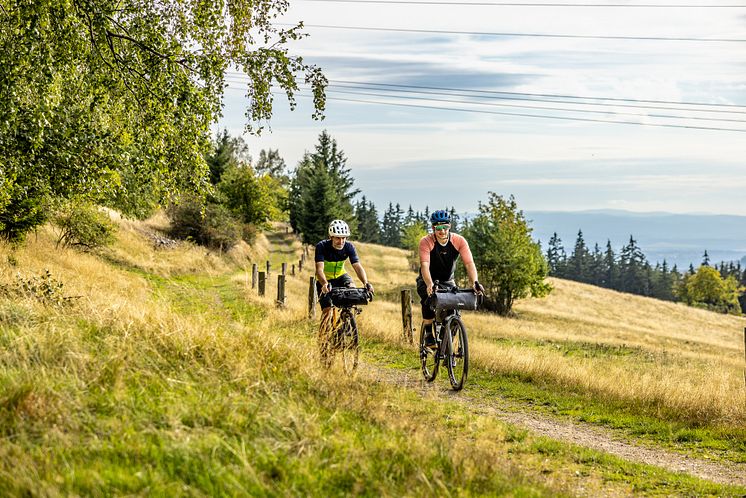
[[1, 215, 744, 496]]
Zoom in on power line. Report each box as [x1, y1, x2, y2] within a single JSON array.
[[225, 76, 745, 122], [288, 23, 746, 43], [224, 83, 746, 132], [295, 0, 746, 7], [224, 72, 746, 112], [299, 86, 746, 124], [324, 81, 746, 115]]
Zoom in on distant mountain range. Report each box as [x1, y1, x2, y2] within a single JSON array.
[[523, 210, 746, 269]]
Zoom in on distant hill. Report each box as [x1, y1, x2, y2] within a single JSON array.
[[524, 210, 746, 269]]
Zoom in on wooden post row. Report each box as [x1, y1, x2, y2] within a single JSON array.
[[401, 289, 414, 344], [277, 275, 286, 308], [308, 276, 317, 319], [258, 271, 266, 296], [251, 263, 258, 289]]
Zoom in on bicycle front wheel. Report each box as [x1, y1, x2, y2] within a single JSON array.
[[340, 311, 359, 375], [446, 317, 468, 391], [419, 323, 439, 382]]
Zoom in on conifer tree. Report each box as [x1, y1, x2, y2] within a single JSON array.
[[545, 232, 567, 277], [568, 230, 591, 283], [288, 132, 358, 244]]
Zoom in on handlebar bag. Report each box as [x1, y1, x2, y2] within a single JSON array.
[[430, 290, 478, 311], [330, 288, 371, 306]]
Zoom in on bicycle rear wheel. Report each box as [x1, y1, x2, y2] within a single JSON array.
[[318, 308, 339, 369], [419, 323, 439, 382], [446, 317, 468, 391], [339, 311, 359, 374]]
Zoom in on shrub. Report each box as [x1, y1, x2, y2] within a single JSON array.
[[53, 204, 117, 251], [0, 270, 67, 307], [167, 197, 242, 251]]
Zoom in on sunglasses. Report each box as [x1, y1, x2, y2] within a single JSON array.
[[433, 224, 451, 231]]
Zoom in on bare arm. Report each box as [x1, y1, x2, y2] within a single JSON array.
[[315, 261, 329, 293], [464, 261, 478, 287], [420, 261, 435, 296], [351, 262, 373, 292]]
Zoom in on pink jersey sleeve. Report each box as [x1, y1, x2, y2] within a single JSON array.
[[450, 233, 474, 265], [419, 235, 435, 263]]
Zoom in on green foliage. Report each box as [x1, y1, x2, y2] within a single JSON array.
[[463, 193, 551, 316], [53, 204, 117, 251], [207, 130, 252, 186], [381, 202, 403, 247], [0, 0, 326, 242], [0, 269, 67, 307], [167, 197, 242, 251], [400, 220, 427, 271], [354, 196, 381, 243], [288, 132, 357, 244], [682, 266, 742, 315]]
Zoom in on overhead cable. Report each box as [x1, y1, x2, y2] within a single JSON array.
[[286, 23, 746, 43], [295, 0, 746, 7]]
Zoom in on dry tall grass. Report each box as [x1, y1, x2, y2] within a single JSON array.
[[330, 241, 746, 426]]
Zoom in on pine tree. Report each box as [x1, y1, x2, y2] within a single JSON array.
[[381, 202, 403, 247], [545, 232, 567, 277], [602, 240, 618, 289], [568, 230, 591, 283], [288, 132, 359, 244], [588, 243, 604, 286], [354, 196, 381, 243]]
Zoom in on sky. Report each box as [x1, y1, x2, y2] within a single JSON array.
[[217, 0, 746, 217]]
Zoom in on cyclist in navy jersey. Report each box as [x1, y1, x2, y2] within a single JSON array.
[[417, 210, 484, 348], [315, 219, 374, 312]]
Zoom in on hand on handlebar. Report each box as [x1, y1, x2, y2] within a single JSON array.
[[364, 282, 374, 294], [320, 282, 331, 294], [473, 280, 485, 295]]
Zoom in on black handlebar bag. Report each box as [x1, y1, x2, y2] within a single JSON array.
[[330, 288, 371, 307], [429, 290, 478, 311]]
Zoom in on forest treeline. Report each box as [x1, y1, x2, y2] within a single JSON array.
[[5, 124, 743, 316]]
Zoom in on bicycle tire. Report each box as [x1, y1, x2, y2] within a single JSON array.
[[340, 310, 359, 375], [419, 322, 439, 382], [446, 317, 468, 391], [318, 308, 339, 369]]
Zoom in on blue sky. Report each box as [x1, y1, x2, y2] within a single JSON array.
[[218, 0, 746, 216]]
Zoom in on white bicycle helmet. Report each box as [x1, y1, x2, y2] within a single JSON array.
[[328, 219, 351, 237]]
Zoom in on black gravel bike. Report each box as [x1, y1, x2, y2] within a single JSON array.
[[319, 287, 373, 374], [420, 284, 478, 391]]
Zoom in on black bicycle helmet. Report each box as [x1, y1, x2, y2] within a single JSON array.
[[430, 210, 451, 225]]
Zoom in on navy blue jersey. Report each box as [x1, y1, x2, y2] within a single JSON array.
[[315, 239, 360, 279]]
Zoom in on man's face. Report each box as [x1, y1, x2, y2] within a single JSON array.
[[433, 224, 450, 242], [331, 236, 347, 249]]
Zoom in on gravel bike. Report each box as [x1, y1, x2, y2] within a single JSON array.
[[319, 287, 373, 374], [420, 284, 479, 391]]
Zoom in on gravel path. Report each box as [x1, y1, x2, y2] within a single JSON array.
[[362, 365, 746, 488]]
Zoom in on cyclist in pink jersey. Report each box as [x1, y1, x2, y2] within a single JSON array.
[[417, 210, 484, 348]]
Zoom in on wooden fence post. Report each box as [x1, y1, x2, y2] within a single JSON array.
[[251, 263, 258, 289], [401, 289, 414, 344], [291, 264, 295, 276], [298, 259, 303, 273], [277, 275, 286, 308], [281, 262, 287, 276], [266, 260, 270, 276], [308, 276, 317, 319], [258, 272, 266, 296]]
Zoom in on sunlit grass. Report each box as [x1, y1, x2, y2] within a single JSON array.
[[1, 217, 745, 495]]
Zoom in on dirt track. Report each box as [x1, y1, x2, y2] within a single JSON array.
[[363, 364, 746, 488]]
